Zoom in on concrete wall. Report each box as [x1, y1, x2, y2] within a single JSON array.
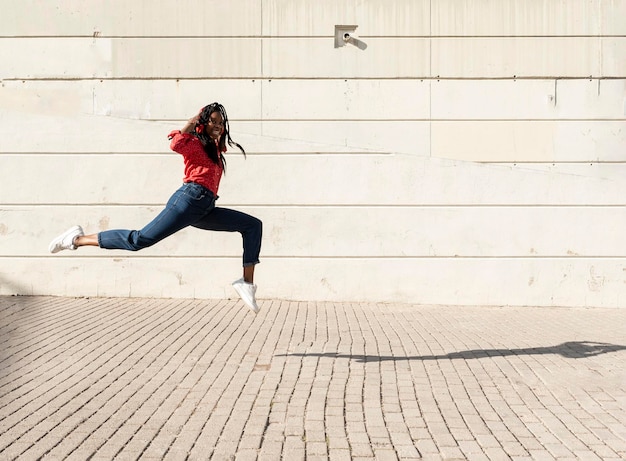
[[1, 0, 624, 307]]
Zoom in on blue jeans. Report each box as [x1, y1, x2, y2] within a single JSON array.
[[98, 182, 262, 266]]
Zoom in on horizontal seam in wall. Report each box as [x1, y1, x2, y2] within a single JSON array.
[[2, 118, 625, 123], [2, 204, 626, 208], [2, 154, 625, 163], [199, 116, 626, 120], [0, 150, 390, 158], [3, 256, 626, 260], [4, 76, 625, 81], [1, 35, 624, 39], [484, 161, 626, 164]]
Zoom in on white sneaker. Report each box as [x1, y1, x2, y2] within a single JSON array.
[[49, 225, 84, 253], [232, 278, 260, 314]]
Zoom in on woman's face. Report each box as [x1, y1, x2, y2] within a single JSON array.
[[206, 111, 225, 140]]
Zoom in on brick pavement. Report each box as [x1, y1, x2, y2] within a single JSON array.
[[0, 296, 624, 461]]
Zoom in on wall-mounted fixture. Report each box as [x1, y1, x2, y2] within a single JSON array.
[[334, 25, 367, 50]]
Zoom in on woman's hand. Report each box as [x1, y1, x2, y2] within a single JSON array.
[[181, 112, 201, 134]]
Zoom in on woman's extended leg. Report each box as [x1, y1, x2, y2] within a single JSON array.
[[49, 183, 216, 253], [192, 207, 262, 312], [75, 234, 99, 247], [192, 207, 262, 279], [243, 265, 255, 284]]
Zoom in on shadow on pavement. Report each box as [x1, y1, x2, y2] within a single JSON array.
[[277, 341, 626, 362]]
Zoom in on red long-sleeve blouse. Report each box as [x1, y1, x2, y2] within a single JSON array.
[[168, 130, 225, 196]]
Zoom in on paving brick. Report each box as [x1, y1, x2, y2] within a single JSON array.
[[395, 444, 420, 458], [234, 448, 258, 461], [305, 441, 328, 456], [327, 436, 350, 450], [372, 448, 399, 460], [350, 442, 374, 457]]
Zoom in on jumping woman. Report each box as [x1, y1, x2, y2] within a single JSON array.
[[49, 103, 263, 313]]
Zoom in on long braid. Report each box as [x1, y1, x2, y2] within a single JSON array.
[[194, 102, 246, 171]]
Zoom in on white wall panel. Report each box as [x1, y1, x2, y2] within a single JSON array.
[[256, 121, 430, 155], [601, 0, 626, 35], [432, 79, 626, 120], [0, 38, 262, 79], [432, 0, 604, 36], [555, 79, 626, 120], [551, 121, 626, 162], [2, 154, 624, 206], [110, 39, 261, 78], [92, 80, 262, 120], [491, 163, 626, 181], [431, 121, 626, 162], [0, 79, 262, 120], [2, 257, 623, 308], [0, 38, 114, 79], [2, 206, 624, 258], [0, 110, 171, 153], [0, 0, 261, 37], [260, 80, 431, 120], [0, 81, 95, 116], [262, 0, 430, 36], [432, 80, 556, 120], [432, 38, 601, 78], [262, 39, 431, 78], [602, 38, 626, 77]]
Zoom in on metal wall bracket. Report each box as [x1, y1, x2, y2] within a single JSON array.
[[334, 25, 359, 48]]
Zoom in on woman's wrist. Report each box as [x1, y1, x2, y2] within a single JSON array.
[[181, 115, 200, 134], [181, 119, 195, 133]]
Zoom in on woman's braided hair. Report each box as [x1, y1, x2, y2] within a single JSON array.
[[194, 102, 246, 170]]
